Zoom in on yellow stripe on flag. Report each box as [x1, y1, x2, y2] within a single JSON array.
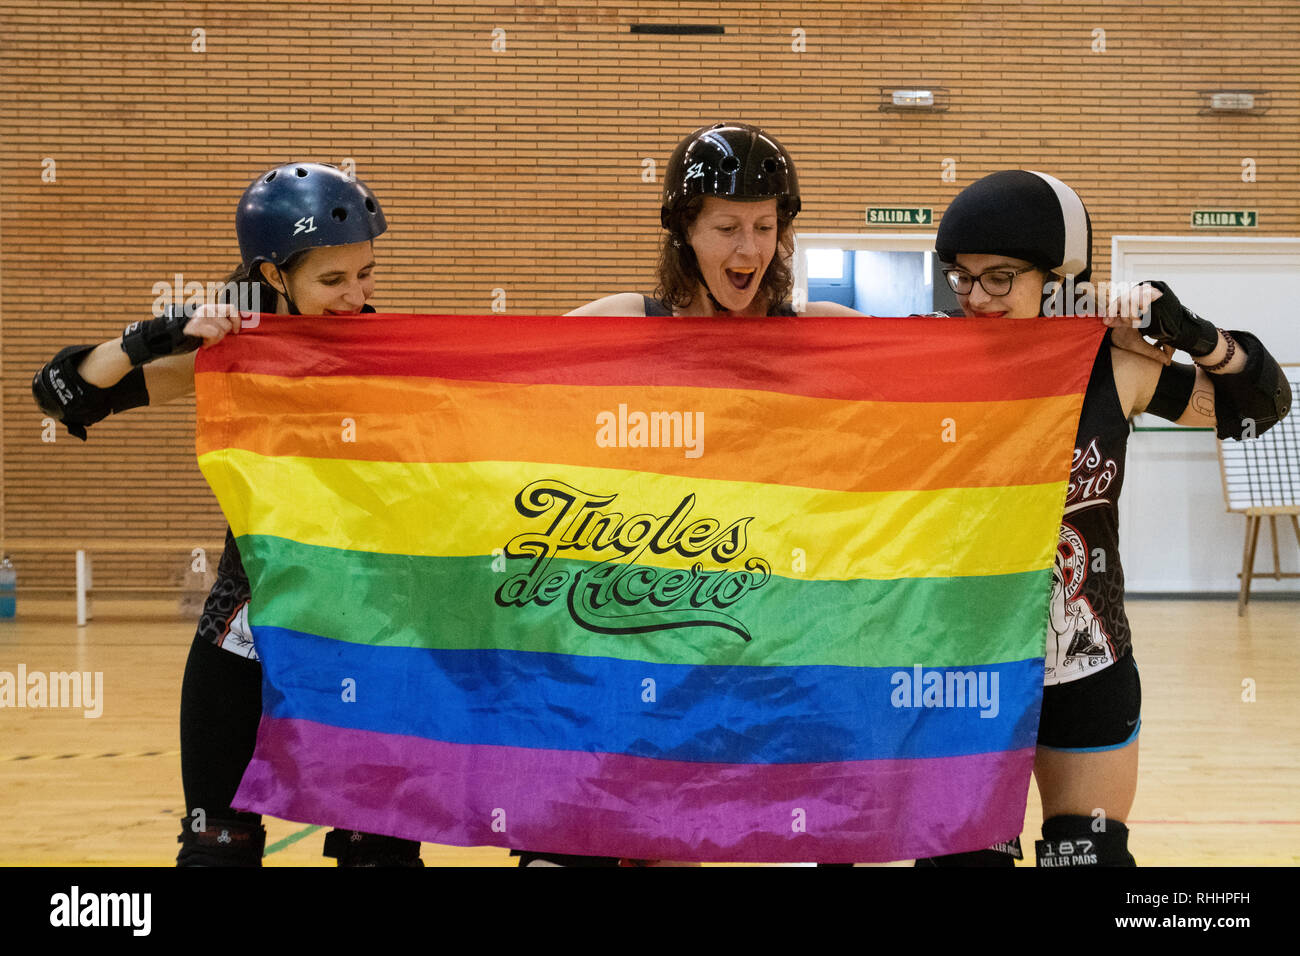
[[198, 448, 1065, 580]]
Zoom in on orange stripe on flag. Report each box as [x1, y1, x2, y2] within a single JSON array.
[[196, 372, 1081, 493]]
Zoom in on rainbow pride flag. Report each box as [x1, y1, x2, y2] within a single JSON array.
[[195, 312, 1104, 862]]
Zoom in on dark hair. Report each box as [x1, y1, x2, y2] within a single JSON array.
[[218, 248, 311, 313], [654, 196, 797, 311]]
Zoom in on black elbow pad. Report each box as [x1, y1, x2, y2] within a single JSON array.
[[1210, 331, 1292, 440], [32, 345, 150, 441], [1143, 361, 1197, 422]]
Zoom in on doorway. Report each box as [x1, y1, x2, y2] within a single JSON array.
[[1112, 236, 1300, 593]]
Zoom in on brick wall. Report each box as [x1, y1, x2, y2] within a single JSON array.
[[2, 1, 1296, 587]]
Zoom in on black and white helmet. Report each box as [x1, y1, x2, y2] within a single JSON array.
[[936, 170, 1092, 282]]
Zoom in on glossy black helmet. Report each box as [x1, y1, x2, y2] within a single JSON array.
[[236, 162, 387, 268], [660, 123, 801, 230], [935, 169, 1092, 282]]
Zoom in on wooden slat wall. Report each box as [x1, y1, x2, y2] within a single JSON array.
[[2, 1, 1297, 588]]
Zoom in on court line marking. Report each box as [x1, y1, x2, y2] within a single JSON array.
[[265, 824, 324, 857], [2, 750, 181, 761], [1128, 819, 1300, 825]]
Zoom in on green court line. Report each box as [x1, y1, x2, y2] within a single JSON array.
[[264, 824, 323, 857]]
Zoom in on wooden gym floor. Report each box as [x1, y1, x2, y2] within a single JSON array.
[[0, 597, 1296, 867]]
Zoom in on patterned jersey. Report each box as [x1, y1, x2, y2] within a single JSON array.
[[192, 304, 380, 660], [1046, 333, 1133, 685], [195, 529, 256, 660]]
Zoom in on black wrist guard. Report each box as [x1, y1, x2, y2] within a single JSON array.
[[1142, 280, 1220, 357], [31, 344, 149, 441], [1208, 330, 1292, 440], [121, 304, 203, 367]]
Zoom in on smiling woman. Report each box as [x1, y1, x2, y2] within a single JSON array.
[[509, 123, 859, 867], [566, 122, 862, 319], [917, 168, 1292, 868], [29, 162, 419, 867]]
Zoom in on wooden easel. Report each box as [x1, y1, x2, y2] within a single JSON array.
[[1216, 365, 1300, 614]]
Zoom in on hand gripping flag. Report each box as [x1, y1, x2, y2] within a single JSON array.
[[195, 313, 1104, 862]]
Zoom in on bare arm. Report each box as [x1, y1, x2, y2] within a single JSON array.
[[565, 293, 648, 316], [82, 305, 246, 403], [1117, 329, 1247, 426], [801, 301, 867, 316], [64, 338, 194, 408], [34, 304, 243, 437]]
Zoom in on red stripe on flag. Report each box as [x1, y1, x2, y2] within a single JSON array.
[[198, 313, 1106, 404]]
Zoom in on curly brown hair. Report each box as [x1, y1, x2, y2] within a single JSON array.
[[654, 196, 797, 312]]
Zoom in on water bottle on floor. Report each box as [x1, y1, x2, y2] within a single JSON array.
[[0, 556, 15, 619]]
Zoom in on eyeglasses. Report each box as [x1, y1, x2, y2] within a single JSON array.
[[942, 265, 1039, 296]]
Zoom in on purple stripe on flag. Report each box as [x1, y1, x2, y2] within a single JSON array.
[[236, 718, 1032, 862]]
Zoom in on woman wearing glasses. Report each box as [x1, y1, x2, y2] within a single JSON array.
[[917, 169, 1291, 866]]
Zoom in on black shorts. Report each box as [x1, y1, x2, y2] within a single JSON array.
[[1037, 653, 1141, 752]]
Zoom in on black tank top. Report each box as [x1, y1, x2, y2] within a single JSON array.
[[641, 295, 798, 317], [1046, 332, 1133, 684]]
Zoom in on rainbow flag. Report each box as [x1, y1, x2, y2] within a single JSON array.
[[195, 312, 1103, 862]]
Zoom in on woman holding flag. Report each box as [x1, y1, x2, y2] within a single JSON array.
[[506, 122, 861, 867], [917, 169, 1291, 866], [569, 122, 861, 322], [31, 162, 425, 866]]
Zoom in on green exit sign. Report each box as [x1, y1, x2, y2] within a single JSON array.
[[866, 206, 933, 225], [1191, 210, 1257, 228]]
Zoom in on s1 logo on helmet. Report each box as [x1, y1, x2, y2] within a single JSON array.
[[292, 216, 317, 236], [659, 123, 802, 230]]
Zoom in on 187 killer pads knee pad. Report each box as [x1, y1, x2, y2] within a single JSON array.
[[1036, 815, 1135, 867]]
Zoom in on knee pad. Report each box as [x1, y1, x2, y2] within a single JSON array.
[[322, 829, 424, 867], [1036, 815, 1135, 867], [914, 837, 1022, 867], [176, 817, 266, 867]]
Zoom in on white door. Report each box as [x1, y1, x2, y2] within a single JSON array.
[[1111, 237, 1300, 593]]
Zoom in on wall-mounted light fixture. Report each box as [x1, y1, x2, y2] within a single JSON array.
[[1200, 90, 1268, 115], [879, 86, 949, 112]]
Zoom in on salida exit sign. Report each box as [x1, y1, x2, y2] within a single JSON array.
[[1191, 210, 1257, 228], [866, 206, 933, 225]]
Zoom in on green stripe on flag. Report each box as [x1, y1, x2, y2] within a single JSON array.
[[241, 536, 1050, 668]]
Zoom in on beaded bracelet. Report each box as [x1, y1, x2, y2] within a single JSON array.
[[1195, 328, 1236, 372]]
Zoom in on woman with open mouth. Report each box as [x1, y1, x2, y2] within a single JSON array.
[[510, 122, 858, 868], [567, 121, 861, 321]]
